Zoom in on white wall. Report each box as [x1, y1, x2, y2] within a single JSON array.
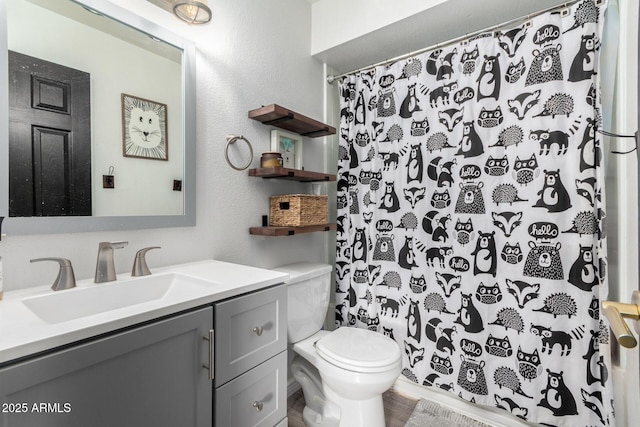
[[311, 0, 568, 74], [1, 0, 330, 291], [310, 0, 445, 55], [607, 0, 640, 424]]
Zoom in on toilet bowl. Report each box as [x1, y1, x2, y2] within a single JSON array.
[[293, 328, 402, 427], [273, 262, 402, 427]]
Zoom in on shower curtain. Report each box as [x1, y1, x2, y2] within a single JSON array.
[[335, 1, 615, 425]]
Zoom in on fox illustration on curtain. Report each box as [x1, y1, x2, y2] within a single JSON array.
[[335, 0, 614, 425]]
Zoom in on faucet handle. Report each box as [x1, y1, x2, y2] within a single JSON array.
[[132, 246, 161, 277], [30, 258, 76, 291]]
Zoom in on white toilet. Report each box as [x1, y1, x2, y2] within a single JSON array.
[[273, 262, 402, 427]]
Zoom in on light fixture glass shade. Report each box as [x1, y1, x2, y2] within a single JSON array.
[[173, 0, 211, 24]]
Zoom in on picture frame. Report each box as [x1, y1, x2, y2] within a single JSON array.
[[121, 93, 168, 161], [270, 129, 302, 169]]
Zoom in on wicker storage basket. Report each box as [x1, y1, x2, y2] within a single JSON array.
[[270, 194, 328, 227]]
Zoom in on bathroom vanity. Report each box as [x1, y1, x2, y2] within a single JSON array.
[[0, 260, 288, 427]]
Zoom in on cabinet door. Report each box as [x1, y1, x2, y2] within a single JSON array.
[[214, 285, 286, 387], [0, 307, 213, 427]]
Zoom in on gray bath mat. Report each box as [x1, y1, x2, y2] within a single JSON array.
[[404, 398, 492, 427]]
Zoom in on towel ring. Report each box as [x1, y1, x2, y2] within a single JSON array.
[[225, 134, 253, 170]]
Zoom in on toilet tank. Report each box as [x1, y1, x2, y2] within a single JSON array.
[[272, 262, 333, 343]]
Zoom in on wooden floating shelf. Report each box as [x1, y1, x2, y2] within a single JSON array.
[[248, 104, 336, 137], [249, 223, 336, 236], [249, 167, 336, 182]]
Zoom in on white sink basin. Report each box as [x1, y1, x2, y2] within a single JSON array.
[[21, 273, 214, 324]]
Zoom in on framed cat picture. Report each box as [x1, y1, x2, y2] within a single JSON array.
[[121, 93, 168, 161], [270, 129, 302, 169]]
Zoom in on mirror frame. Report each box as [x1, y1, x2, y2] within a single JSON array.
[[0, 0, 196, 234]]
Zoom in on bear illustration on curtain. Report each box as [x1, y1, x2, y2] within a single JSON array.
[[336, 0, 614, 425]]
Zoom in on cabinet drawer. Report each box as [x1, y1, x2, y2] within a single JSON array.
[[214, 351, 287, 427], [214, 284, 286, 386]]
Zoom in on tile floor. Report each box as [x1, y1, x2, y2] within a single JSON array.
[[286, 388, 419, 427]]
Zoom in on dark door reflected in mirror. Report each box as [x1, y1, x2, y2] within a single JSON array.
[[9, 50, 91, 217]]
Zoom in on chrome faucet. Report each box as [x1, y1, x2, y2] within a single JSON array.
[[95, 241, 128, 283], [31, 258, 76, 291]]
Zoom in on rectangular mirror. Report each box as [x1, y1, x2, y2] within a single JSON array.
[[0, 0, 196, 233]]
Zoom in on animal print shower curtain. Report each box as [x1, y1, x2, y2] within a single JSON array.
[[335, 1, 614, 425]]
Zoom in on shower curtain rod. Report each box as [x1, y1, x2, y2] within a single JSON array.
[[326, 0, 582, 84]]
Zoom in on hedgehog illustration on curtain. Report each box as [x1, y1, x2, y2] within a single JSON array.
[[336, 0, 614, 425]]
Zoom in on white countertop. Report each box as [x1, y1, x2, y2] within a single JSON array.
[[0, 260, 289, 365]]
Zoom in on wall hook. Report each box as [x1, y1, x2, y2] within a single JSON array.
[[103, 166, 115, 189]]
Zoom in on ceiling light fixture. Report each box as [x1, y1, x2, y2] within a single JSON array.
[[173, 0, 211, 24]]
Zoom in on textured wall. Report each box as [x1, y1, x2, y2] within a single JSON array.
[[2, 0, 331, 291]]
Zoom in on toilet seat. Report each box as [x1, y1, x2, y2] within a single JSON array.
[[315, 327, 401, 373]]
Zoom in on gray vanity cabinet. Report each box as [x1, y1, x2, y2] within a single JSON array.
[[0, 307, 213, 427], [214, 284, 287, 427]]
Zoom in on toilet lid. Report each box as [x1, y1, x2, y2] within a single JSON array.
[[315, 327, 401, 373]]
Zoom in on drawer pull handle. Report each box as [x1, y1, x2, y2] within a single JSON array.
[[253, 401, 264, 412], [202, 330, 215, 380], [253, 326, 264, 336]]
